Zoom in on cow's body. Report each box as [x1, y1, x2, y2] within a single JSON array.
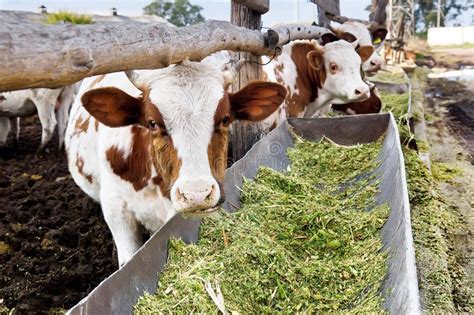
[[66, 60, 286, 266], [0, 84, 77, 148], [262, 39, 372, 126]]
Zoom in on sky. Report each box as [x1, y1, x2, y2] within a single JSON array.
[[0, 0, 472, 26]]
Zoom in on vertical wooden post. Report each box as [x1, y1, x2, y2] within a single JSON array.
[[317, 6, 330, 28], [230, 1, 263, 162], [371, 0, 389, 26], [311, 0, 339, 28]]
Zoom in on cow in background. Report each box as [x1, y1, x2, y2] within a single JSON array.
[[324, 21, 388, 76], [0, 84, 78, 149], [317, 21, 387, 115], [66, 59, 286, 266], [262, 38, 373, 127]]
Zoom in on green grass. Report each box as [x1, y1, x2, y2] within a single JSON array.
[[135, 139, 389, 313], [45, 11, 93, 25], [371, 71, 408, 85], [431, 43, 474, 49]]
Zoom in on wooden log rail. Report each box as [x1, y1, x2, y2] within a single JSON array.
[[0, 20, 328, 92]]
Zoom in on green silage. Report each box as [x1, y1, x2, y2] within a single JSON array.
[[379, 69, 474, 312], [135, 139, 389, 314]]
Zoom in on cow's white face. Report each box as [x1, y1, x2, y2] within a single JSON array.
[[335, 22, 387, 74], [81, 60, 286, 214], [308, 40, 372, 104]]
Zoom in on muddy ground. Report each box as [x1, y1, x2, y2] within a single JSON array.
[[423, 77, 474, 296], [0, 117, 117, 313]]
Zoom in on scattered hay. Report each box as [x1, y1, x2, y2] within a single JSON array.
[[135, 138, 389, 313]]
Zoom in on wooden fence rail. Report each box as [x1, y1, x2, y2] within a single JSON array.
[[0, 20, 328, 92]]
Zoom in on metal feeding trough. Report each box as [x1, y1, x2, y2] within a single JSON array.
[[68, 113, 421, 315]]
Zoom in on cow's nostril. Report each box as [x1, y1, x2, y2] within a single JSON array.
[[177, 188, 188, 202], [355, 89, 361, 95], [371, 60, 377, 66], [205, 185, 215, 202]]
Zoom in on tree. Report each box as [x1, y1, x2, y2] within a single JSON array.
[[415, 0, 473, 31], [143, 0, 205, 27]]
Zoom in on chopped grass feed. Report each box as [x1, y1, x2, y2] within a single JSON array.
[[135, 138, 389, 313]]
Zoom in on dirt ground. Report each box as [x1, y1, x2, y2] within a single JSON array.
[[430, 48, 474, 68], [0, 117, 117, 313], [423, 77, 474, 295]]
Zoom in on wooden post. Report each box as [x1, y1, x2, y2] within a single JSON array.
[[309, 0, 340, 27], [230, 1, 265, 162], [371, 0, 389, 26]]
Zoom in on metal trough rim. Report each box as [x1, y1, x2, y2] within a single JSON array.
[[68, 113, 420, 315]]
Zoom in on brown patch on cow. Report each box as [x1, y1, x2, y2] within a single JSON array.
[[357, 46, 375, 63], [106, 126, 152, 192], [143, 92, 181, 197], [149, 132, 181, 198], [209, 95, 231, 182], [285, 42, 327, 117], [76, 155, 93, 183], [74, 115, 90, 135]]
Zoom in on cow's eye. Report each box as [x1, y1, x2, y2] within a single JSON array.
[[148, 120, 159, 131], [222, 116, 231, 127], [330, 63, 338, 73]]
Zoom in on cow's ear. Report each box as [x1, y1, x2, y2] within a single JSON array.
[[229, 81, 287, 121], [307, 49, 324, 71], [357, 46, 374, 63], [329, 26, 357, 43], [371, 28, 387, 45], [321, 32, 339, 45], [339, 32, 357, 43], [81, 87, 142, 127]]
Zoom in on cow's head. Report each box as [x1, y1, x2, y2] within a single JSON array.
[[81, 60, 286, 214], [332, 85, 382, 115], [307, 40, 373, 104], [323, 22, 387, 75]]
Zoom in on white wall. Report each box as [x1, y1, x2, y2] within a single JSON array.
[[428, 26, 474, 46]]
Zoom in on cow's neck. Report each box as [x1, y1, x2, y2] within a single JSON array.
[[286, 42, 328, 117]]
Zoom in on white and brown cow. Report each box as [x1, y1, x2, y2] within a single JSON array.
[[317, 21, 387, 115], [65, 59, 286, 266], [262, 39, 373, 125], [0, 84, 78, 148], [326, 22, 388, 75]]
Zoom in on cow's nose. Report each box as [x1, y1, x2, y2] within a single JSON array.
[[354, 86, 370, 99], [176, 185, 213, 203], [172, 177, 220, 212], [370, 60, 382, 71]]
